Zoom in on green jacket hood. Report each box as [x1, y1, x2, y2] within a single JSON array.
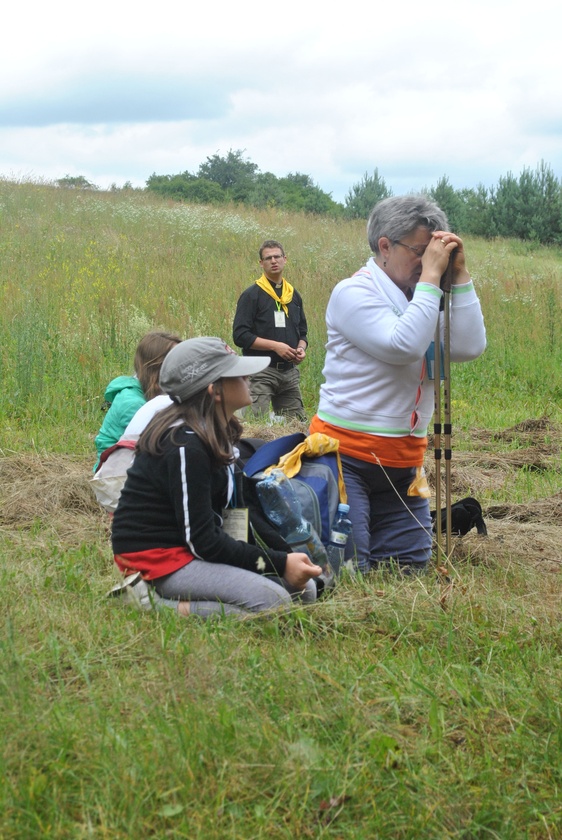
[[103, 375, 142, 404]]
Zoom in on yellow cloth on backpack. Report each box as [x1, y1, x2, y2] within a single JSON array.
[[264, 432, 347, 504]]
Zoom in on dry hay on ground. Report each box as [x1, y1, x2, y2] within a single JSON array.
[[0, 454, 107, 545], [452, 445, 557, 471], [0, 454, 100, 523], [457, 415, 562, 449], [427, 419, 562, 569], [449, 520, 562, 573], [0, 417, 560, 563], [493, 415, 561, 443], [425, 460, 509, 497], [426, 416, 561, 501], [424, 449, 559, 499], [485, 492, 562, 524]]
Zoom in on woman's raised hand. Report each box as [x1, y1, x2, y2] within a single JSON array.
[[431, 232, 470, 285]]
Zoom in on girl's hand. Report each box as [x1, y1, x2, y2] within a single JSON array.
[[283, 553, 322, 588]]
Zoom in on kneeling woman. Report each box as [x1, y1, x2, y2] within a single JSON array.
[[111, 337, 321, 617]]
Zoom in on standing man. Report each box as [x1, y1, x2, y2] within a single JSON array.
[[233, 240, 308, 420]]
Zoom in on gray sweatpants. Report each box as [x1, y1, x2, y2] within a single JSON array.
[[152, 558, 317, 617]]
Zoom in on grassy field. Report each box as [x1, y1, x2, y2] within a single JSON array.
[[1, 180, 561, 838], [1, 179, 561, 453]]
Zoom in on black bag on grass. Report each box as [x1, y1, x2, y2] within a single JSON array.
[[431, 496, 487, 537]]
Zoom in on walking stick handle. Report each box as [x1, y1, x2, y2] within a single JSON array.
[[440, 255, 454, 292]]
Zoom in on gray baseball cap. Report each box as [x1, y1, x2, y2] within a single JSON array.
[[159, 337, 269, 403]]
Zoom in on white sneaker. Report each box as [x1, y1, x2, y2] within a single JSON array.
[[107, 572, 162, 611], [267, 412, 287, 426]]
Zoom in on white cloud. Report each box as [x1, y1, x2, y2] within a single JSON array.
[[1, 0, 561, 202]]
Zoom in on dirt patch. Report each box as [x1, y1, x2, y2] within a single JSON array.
[[0, 419, 560, 565]]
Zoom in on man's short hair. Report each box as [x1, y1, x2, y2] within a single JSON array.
[[259, 240, 285, 259]]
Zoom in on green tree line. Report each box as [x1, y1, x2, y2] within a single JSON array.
[[63, 151, 562, 244], [427, 161, 562, 245]]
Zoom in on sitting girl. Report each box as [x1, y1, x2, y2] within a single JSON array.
[[94, 331, 181, 470], [110, 337, 321, 617]]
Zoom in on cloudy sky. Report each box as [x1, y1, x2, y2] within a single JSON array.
[[2, 0, 560, 203]]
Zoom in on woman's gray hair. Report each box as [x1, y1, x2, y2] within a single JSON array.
[[367, 195, 449, 254]]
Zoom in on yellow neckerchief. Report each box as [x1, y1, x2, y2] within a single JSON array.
[[255, 275, 294, 316]]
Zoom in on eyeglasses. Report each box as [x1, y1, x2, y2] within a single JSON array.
[[261, 254, 285, 262], [393, 240, 427, 258]]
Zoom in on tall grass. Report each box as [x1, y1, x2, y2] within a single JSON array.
[[1, 180, 562, 838], [2, 179, 561, 454]]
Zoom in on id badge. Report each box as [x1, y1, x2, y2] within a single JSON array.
[[425, 340, 444, 381], [222, 507, 249, 542], [274, 311, 286, 328]]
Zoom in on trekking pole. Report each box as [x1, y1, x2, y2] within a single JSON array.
[[433, 315, 443, 565], [442, 259, 453, 559], [433, 255, 454, 565]]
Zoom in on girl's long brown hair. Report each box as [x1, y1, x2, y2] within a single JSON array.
[[134, 332, 182, 400], [137, 380, 243, 467]]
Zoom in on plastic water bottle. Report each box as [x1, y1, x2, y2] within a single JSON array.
[[326, 503, 353, 577], [255, 470, 328, 567]]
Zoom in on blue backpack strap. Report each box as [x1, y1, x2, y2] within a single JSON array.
[[242, 433, 306, 477]]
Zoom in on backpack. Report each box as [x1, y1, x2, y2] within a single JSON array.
[[90, 440, 137, 513], [431, 496, 487, 537], [241, 433, 344, 548]]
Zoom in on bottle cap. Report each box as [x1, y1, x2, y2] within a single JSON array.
[[338, 503, 350, 513]]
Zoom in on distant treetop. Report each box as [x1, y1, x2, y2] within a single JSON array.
[[56, 175, 99, 190]]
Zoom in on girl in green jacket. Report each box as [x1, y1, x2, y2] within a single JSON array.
[[93, 331, 181, 469]]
